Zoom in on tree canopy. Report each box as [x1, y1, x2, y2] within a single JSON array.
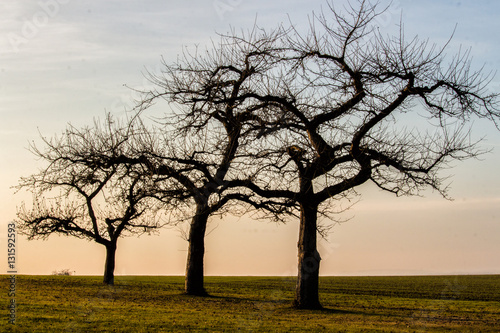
[[16, 115, 167, 284]]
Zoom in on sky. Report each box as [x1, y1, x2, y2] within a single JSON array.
[[1, 0, 499, 277]]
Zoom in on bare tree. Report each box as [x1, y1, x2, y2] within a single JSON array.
[[134, 26, 293, 295], [235, 0, 499, 309], [16, 115, 167, 285]]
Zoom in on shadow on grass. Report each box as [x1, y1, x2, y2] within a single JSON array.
[[195, 293, 366, 316], [68, 277, 462, 324]]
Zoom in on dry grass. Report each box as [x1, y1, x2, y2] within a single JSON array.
[[1, 275, 499, 332]]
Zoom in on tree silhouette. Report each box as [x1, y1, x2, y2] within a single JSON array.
[[16, 115, 167, 285], [235, 0, 499, 309], [134, 26, 292, 295]]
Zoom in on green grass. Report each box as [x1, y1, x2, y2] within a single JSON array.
[[2, 275, 499, 332]]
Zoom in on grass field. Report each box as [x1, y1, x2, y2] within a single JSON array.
[[2, 275, 499, 332]]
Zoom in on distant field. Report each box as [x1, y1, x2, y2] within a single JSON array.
[[2, 275, 499, 332]]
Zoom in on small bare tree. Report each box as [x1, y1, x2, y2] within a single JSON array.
[[16, 115, 167, 285]]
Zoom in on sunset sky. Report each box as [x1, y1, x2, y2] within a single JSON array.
[[1, 0, 499, 277]]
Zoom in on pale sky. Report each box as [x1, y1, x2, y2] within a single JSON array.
[[1, 0, 499, 277]]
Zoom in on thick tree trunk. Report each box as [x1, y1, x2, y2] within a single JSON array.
[[294, 199, 322, 309], [103, 242, 117, 285], [185, 203, 210, 296]]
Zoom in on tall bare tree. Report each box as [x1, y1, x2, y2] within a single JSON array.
[[16, 115, 166, 285], [235, 0, 500, 308]]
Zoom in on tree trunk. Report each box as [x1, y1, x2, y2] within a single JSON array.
[[103, 242, 117, 285], [185, 203, 210, 296], [294, 199, 322, 309]]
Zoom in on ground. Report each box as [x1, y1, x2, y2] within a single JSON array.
[[1, 275, 499, 332]]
